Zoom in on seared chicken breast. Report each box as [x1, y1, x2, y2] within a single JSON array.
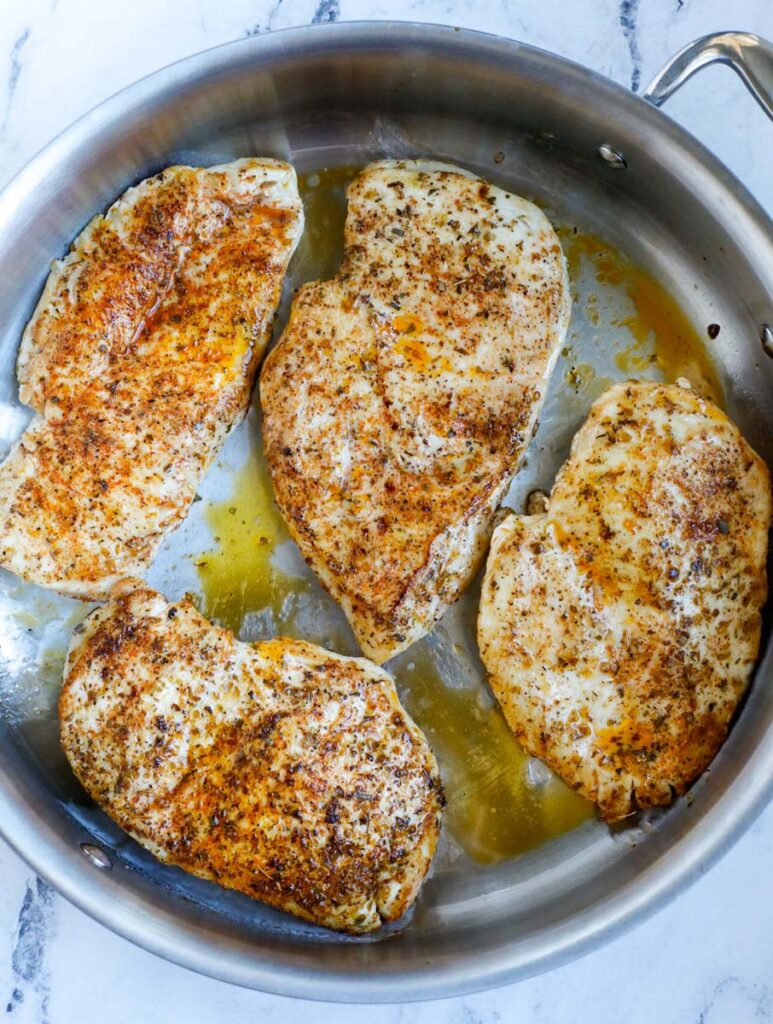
[[479, 382, 771, 820], [60, 583, 443, 933], [0, 160, 302, 599], [261, 160, 570, 663]]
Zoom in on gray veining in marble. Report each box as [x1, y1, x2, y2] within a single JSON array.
[[0, 29, 29, 135], [311, 0, 340, 25], [6, 879, 55, 1024], [618, 0, 642, 90]]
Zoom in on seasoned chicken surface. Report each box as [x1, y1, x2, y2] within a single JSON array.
[[60, 583, 443, 933], [261, 160, 570, 663], [0, 160, 302, 599], [479, 382, 771, 820]]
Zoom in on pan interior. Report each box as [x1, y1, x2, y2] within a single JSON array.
[[0, 29, 770, 997]]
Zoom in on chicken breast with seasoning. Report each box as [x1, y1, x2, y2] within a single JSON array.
[[0, 159, 303, 599], [261, 160, 570, 663], [59, 583, 443, 933], [479, 381, 771, 820]]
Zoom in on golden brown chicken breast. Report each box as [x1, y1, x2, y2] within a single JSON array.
[[59, 583, 443, 933], [478, 381, 771, 820], [261, 159, 570, 663], [0, 159, 303, 599]]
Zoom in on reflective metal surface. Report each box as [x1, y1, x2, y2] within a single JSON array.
[[760, 323, 773, 358], [643, 31, 773, 119], [0, 22, 771, 1002]]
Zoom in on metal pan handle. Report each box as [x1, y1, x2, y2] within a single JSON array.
[[642, 31, 773, 121]]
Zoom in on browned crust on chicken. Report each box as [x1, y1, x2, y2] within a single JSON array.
[[261, 160, 569, 662], [59, 583, 443, 933], [479, 381, 772, 820], [0, 160, 302, 598]]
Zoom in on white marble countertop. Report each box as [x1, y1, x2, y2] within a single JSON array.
[[0, 1, 771, 1021]]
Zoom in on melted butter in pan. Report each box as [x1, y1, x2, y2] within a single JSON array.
[[391, 647, 593, 864], [196, 434, 357, 656], [288, 167, 356, 287], [562, 231, 723, 405], [195, 444, 290, 636]]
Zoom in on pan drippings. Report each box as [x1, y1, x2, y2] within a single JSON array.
[[390, 645, 593, 864], [561, 231, 722, 405]]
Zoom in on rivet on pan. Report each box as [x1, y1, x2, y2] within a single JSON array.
[[760, 324, 773, 358], [80, 842, 112, 870], [598, 144, 627, 169]]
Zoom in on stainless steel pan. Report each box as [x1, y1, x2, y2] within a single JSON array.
[[0, 23, 771, 1002]]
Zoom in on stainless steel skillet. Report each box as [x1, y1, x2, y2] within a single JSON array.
[[0, 22, 771, 1003]]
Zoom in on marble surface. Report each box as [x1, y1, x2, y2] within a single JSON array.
[[0, 0, 771, 1021]]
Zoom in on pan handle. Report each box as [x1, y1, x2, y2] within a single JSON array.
[[642, 31, 773, 121]]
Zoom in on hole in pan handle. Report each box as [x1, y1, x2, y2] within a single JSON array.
[[642, 31, 773, 122]]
